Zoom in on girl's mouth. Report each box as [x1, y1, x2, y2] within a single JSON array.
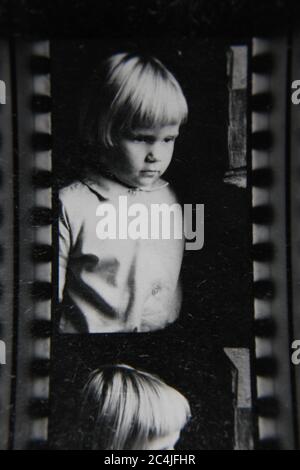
[[141, 170, 159, 176]]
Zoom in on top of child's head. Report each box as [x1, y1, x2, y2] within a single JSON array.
[[77, 364, 191, 450], [81, 52, 188, 151]]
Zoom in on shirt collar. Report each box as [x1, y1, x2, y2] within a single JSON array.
[[82, 172, 169, 200]]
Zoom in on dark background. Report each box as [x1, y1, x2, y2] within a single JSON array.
[[0, 0, 294, 39], [49, 332, 234, 450], [49, 37, 254, 450], [51, 37, 253, 346], [0, 0, 296, 451]]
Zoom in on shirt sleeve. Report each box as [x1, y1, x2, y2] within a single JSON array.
[[58, 198, 72, 302]]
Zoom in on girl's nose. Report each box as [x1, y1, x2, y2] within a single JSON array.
[[145, 150, 159, 163]]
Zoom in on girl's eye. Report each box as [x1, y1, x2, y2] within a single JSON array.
[[133, 136, 148, 143], [130, 136, 176, 143]]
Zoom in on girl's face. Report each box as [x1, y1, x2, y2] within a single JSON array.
[[107, 124, 180, 189]]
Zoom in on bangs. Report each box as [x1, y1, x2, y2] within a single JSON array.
[[103, 55, 188, 146], [112, 368, 191, 449], [134, 375, 191, 442], [125, 62, 188, 130], [81, 53, 188, 150]]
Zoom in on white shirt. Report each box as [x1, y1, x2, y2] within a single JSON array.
[[59, 174, 184, 333]]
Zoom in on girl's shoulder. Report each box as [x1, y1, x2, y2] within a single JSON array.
[[59, 180, 87, 193], [59, 181, 92, 206]]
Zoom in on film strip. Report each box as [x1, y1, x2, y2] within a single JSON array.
[[290, 30, 300, 450], [252, 37, 296, 449], [0, 35, 299, 450], [12, 41, 52, 450]]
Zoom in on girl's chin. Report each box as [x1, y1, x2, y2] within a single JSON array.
[[136, 178, 160, 189], [115, 173, 161, 189]]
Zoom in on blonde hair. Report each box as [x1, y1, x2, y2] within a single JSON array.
[[80, 52, 188, 151], [77, 364, 191, 450]]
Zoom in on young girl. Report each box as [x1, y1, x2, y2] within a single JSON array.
[[59, 52, 188, 333], [76, 364, 191, 450]]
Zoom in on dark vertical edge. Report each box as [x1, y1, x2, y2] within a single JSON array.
[[285, 18, 299, 448], [48, 39, 57, 447], [8, 37, 19, 450], [11, 40, 36, 450], [247, 38, 259, 450], [0, 40, 15, 450], [290, 8, 300, 449], [271, 36, 295, 449]]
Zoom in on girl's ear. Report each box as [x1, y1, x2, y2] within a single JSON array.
[[110, 136, 122, 152]]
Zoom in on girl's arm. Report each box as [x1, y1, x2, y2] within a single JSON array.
[[58, 199, 72, 302]]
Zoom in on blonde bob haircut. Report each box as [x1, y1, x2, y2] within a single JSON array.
[[77, 364, 191, 450], [80, 52, 188, 151]]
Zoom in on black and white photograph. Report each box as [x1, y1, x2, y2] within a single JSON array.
[[0, 0, 299, 452], [49, 38, 254, 450]]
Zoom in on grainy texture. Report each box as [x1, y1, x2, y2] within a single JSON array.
[[49, 38, 252, 449], [0, 0, 291, 37]]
